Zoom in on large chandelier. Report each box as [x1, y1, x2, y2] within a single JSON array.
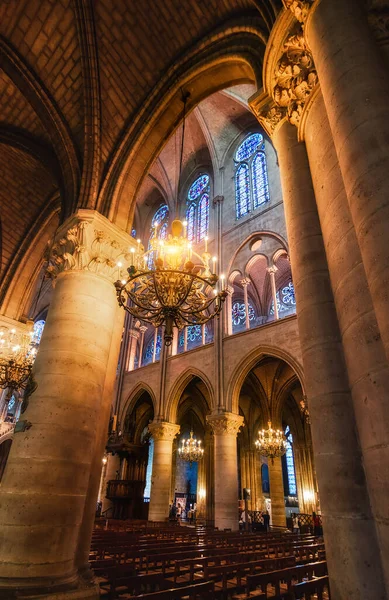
[[178, 429, 204, 465], [255, 421, 287, 464], [115, 220, 226, 345], [115, 92, 226, 346], [0, 327, 37, 391]]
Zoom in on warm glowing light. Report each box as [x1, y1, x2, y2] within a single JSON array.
[[255, 421, 287, 464], [178, 430, 204, 464]]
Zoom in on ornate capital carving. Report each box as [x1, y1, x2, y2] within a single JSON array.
[[272, 31, 318, 128], [213, 195, 224, 206], [249, 91, 287, 137], [267, 265, 278, 275], [240, 278, 251, 288], [282, 0, 314, 23], [47, 209, 135, 283], [148, 421, 180, 441], [207, 412, 244, 436]]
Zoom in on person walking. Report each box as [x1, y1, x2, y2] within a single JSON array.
[[263, 510, 270, 532], [292, 514, 300, 534]]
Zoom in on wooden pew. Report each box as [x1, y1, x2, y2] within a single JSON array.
[[244, 561, 327, 598], [122, 580, 215, 599], [173, 550, 268, 584], [291, 575, 330, 599]]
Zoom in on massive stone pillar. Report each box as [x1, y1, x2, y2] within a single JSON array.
[[0, 210, 134, 599], [148, 421, 180, 522], [272, 121, 386, 599], [207, 412, 243, 531], [303, 0, 389, 367], [268, 457, 286, 527], [304, 90, 389, 586]]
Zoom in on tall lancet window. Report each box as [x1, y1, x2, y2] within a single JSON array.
[[185, 174, 210, 242], [148, 204, 169, 267], [235, 133, 270, 219]]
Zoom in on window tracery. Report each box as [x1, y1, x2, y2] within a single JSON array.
[[235, 133, 269, 219], [231, 301, 255, 328], [148, 205, 169, 268], [144, 333, 162, 364], [284, 425, 297, 496], [270, 281, 296, 315], [32, 320, 45, 345], [185, 174, 210, 242]]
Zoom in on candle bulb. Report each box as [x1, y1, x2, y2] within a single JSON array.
[[220, 274, 225, 291]]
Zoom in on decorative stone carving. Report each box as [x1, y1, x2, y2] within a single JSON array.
[[148, 421, 180, 441], [207, 412, 244, 436], [240, 278, 251, 288], [47, 209, 135, 282], [271, 31, 317, 128], [266, 265, 278, 275], [282, 0, 314, 23]]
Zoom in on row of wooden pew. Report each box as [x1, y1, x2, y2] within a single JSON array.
[[89, 522, 330, 599]]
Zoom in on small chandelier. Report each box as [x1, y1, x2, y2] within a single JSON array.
[[0, 327, 37, 391], [178, 429, 204, 465], [255, 421, 287, 464], [115, 92, 226, 346]]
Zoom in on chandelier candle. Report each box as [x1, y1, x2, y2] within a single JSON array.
[[255, 421, 287, 464]]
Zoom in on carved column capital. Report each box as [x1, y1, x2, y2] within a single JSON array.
[[240, 278, 251, 288], [267, 265, 278, 275], [272, 31, 318, 129], [207, 412, 244, 436], [128, 328, 141, 340], [47, 209, 136, 283], [213, 195, 224, 206], [282, 0, 315, 23], [139, 325, 148, 334], [148, 420, 180, 442]]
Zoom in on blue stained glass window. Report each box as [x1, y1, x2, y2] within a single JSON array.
[[252, 152, 270, 208], [235, 133, 269, 220], [32, 320, 45, 344], [231, 302, 255, 326], [235, 133, 263, 162], [144, 333, 162, 363], [284, 426, 297, 496], [186, 203, 196, 242], [270, 281, 296, 316], [197, 193, 209, 242], [188, 174, 210, 201], [236, 164, 250, 219], [131, 229, 137, 238], [152, 205, 169, 227]]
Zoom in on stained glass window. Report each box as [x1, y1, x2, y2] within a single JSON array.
[[197, 193, 209, 242], [186, 203, 196, 242], [188, 174, 210, 201], [32, 320, 45, 345], [235, 133, 263, 162], [131, 228, 137, 238], [284, 426, 297, 496], [270, 281, 296, 316], [235, 133, 269, 219], [252, 153, 270, 208], [231, 302, 255, 326], [148, 205, 169, 268], [144, 333, 162, 364], [179, 325, 204, 347], [186, 174, 210, 242], [236, 164, 250, 219]]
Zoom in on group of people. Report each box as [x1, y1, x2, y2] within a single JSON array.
[[169, 503, 196, 524], [240, 509, 270, 531]]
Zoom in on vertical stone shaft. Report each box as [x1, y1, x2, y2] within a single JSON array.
[[101, 454, 120, 513], [207, 412, 243, 531], [268, 457, 286, 526], [76, 305, 125, 576], [273, 121, 386, 599], [148, 421, 180, 521], [305, 91, 389, 586], [306, 0, 389, 364], [0, 269, 119, 587]]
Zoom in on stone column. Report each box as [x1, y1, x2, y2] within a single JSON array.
[[171, 328, 178, 356], [268, 457, 286, 527], [207, 412, 244, 531], [0, 210, 135, 598], [225, 286, 233, 336], [152, 327, 159, 363], [148, 421, 180, 522], [267, 266, 279, 320], [272, 121, 386, 598], [201, 323, 206, 345], [303, 0, 389, 367], [240, 279, 251, 330], [138, 325, 147, 367], [183, 327, 188, 352], [304, 90, 389, 582], [127, 328, 140, 371]]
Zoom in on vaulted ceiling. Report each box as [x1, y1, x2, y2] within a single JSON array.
[[0, 0, 282, 306]]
